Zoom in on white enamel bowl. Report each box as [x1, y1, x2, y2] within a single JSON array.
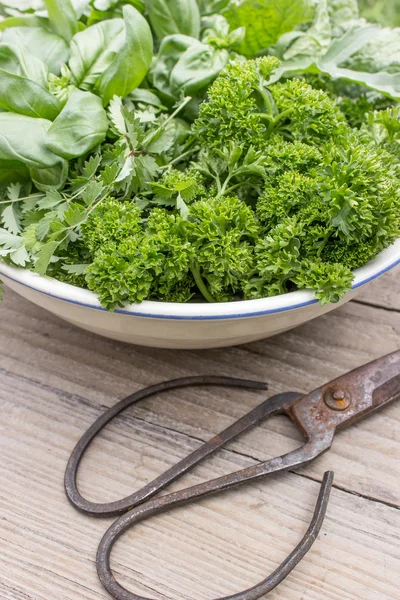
[[1, 239, 399, 349]]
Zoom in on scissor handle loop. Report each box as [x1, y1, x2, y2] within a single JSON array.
[[96, 471, 334, 600], [65, 376, 269, 518]]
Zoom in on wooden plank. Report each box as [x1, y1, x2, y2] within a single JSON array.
[[1, 370, 399, 600], [356, 265, 400, 310], [0, 290, 399, 507]]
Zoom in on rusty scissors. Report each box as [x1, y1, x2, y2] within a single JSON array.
[[65, 350, 400, 600]]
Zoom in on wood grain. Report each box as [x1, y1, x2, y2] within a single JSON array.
[[1, 368, 399, 600], [0, 291, 398, 507], [0, 282, 399, 600], [356, 265, 400, 310]]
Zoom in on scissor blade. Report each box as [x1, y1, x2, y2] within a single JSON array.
[[289, 350, 400, 437], [338, 349, 400, 414], [363, 349, 400, 399], [373, 372, 400, 407]]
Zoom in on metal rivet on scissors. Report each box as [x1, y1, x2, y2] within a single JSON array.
[[65, 351, 400, 600]]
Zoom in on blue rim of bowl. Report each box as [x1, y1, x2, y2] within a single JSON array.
[[4, 253, 400, 321], [1, 250, 399, 320]]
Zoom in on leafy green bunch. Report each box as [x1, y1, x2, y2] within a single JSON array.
[[0, 0, 153, 194], [194, 57, 345, 148], [80, 193, 260, 308], [58, 57, 399, 309], [83, 202, 194, 307], [0, 94, 193, 279], [191, 58, 400, 303], [1, 0, 400, 310]]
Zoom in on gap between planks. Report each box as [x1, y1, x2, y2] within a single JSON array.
[[1, 290, 400, 600], [353, 298, 400, 314], [0, 291, 399, 508], [354, 266, 400, 311], [1, 368, 399, 600], [1, 362, 399, 512]]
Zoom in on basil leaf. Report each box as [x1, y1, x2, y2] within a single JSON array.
[[197, 0, 230, 15], [45, 89, 108, 159], [0, 42, 61, 119], [170, 45, 230, 96], [88, 0, 145, 18], [72, 0, 93, 19], [146, 0, 200, 41], [2, 27, 70, 75], [0, 0, 42, 9], [30, 161, 69, 192], [151, 34, 203, 98], [43, 0, 79, 42], [0, 161, 29, 186], [0, 114, 61, 169], [97, 5, 153, 106], [0, 15, 48, 31], [0, 42, 48, 89], [69, 18, 125, 89], [0, 70, 62, 119], [129, 88, 165, 108]]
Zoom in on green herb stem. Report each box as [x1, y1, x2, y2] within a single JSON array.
[[143, 96, 192, 148], [0, 194, 44, 205], [272, 108, 294, 126], [258, 85, 275, 116], [190, 261, 216, 303], [161, 146, 198, 169], [218, 174, 233, 197]]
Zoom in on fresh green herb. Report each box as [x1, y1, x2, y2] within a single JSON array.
[[43, 0, 79, 43], [1, 27, 70, 75], [68, 18, 127, 90], [83, 201, 194, 307], [146, 0, 201, 41], [223, 0, 315, 57], [45, 89, 108, 159], [96, 5, 153, 106], [0, 0, 399, 310], [149, 25, 241, 101], [269, 3, 400, 100]]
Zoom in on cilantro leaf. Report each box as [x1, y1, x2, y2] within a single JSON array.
[[1, 204, 22, 234], [64, 203, 86, 227], [82, 155, 102, 179], [34, 240, 61, 275], [0, 228, 30, 266], [108, 95, 128, 137]]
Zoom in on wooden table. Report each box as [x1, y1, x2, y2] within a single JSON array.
[[1, 268, 399, 600]]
